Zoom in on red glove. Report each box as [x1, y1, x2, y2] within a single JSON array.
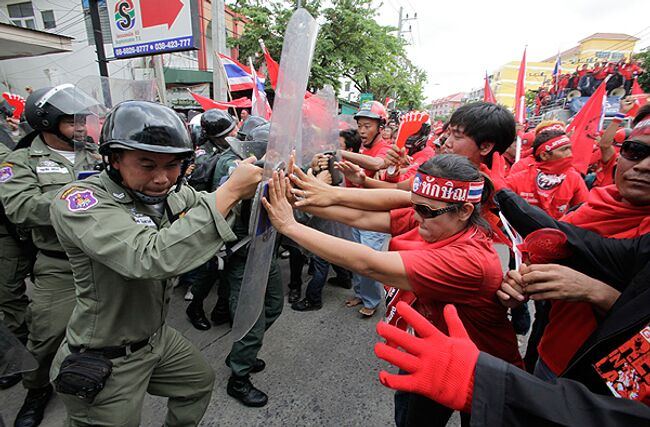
[[374, 302, 479, 412]]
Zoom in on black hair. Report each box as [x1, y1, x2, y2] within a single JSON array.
[[632, 104, 650, 127], [339, 129, 361, 153], [417, 153, 492, 234], [448, 102, 516, 157], [532, 129, 565, 161]]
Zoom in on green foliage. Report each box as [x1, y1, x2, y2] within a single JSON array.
[[634, 48, 650, 93], [525, 90, 537, 109], [227, 0, 427, 109]]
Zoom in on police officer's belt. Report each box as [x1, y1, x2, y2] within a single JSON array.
[[40, 249, 69, 260], [68, 337, 149, 359]]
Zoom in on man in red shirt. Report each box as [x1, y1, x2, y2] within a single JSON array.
[[502, 107, 650, 380], [509, 121, 565, 176], [341, 101, 392, 317], [339, 101, 391, 179], [505, 131, 589, 219]]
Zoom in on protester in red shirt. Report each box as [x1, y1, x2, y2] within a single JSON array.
[[338, 101, 391, 179], [264, 153, 522, 426], [591, 97, 637, 188], [593, 61, 608, 82], [506, 130, 589, 219], [500, 107, 650, 379], [510, 121, 565, 176], [576, 64, 589, 80]]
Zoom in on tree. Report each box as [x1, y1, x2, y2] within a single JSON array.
[[227, 0, 427, 109], [634, 48, 650, 93]]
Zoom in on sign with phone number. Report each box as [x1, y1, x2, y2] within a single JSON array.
[[113, 36, 195, 58]]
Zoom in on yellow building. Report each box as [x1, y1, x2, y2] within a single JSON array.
[[491, 61, 555, 110], [543, 33, 639, 69], [489, 33, 639, 111]]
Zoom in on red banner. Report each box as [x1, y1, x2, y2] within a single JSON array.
[[566, 79, 608, 175], [514, 48, 527, 124]]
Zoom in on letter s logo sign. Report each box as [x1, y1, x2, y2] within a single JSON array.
[[114, 0, 135, 32]]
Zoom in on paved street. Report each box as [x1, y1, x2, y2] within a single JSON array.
[[1, 258, 466, 426]]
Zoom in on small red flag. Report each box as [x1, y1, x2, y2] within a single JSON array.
[[190, 92, 251, 111], [566, 79, 608, 175], [261, 42, 279, 91], [483, 72, 496, 104], [514, 48, 527, 124], [627, 78, 648, 118]]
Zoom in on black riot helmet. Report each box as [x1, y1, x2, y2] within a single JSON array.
[[236, 115, 268, 141], [200, 109, 236, 139], [24, 84, 99, 145], [228, 123, 270, 160], [99, 100, 193, 156], [99, 100, 193, 203]]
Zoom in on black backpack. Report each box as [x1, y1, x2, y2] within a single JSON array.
[[187, 152, 223, 192]]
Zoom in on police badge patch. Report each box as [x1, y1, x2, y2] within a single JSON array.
[[0, 163, 13, 183], [66, 189, 98, 211]]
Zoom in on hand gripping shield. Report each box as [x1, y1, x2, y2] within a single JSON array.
[[231, 9, 319, 343]]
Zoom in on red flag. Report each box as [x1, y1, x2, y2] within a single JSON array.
[[483, 71, 496, 104], [190, 92, 251, 111], [260, 40, 279, 91], [514, 48, 527, 124], [627, 78, 648, 118], [566, 79, 608, 175]]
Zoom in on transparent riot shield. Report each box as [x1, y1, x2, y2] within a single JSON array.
[[71, 76, 157, 179], [0, 322, 36, 379], [231, 9, 319, 343]]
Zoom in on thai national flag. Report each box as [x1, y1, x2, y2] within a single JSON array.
[[218, 53, 266, 92], [552, 51, 561, 79], [250, 61, 272, 120], [467, 182, 484, 203]]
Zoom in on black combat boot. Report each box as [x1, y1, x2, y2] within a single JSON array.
[[0, 372, 22, 389], [227, 375, 268, 407], [14, 384, 53, 427], [210, 299, 231, 326], [186, 301, 211, 330]]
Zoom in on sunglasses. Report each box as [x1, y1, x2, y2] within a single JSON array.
[[620, 140, 650, 162], [412, 203, 458, 219]]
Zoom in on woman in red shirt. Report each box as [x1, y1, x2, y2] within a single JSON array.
[[263, 154, 522, 427]]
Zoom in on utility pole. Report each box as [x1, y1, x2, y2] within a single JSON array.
[[212, 0, 228, 102], [153, 55, 167, 105], [88, 0, 112, 105], [397, 7, 417, 44]]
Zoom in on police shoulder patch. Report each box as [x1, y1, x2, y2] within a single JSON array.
[[64, 188, 99, 212], [0, 162, 14, 183]]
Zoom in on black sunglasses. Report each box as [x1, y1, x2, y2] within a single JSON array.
[[620, 140, 650, 162], [412, 203, 458, 219]]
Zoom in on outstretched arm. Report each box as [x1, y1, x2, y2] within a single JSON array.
[[263, 171, 410, 289]]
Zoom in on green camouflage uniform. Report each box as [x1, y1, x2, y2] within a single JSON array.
[[49, 171, 237, 426]]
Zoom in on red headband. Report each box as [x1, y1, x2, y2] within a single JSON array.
[[534, 134, 571, 155], [412, 173, 484, 203], [630, 118, 650, 139], [537, 123, 565, 134]]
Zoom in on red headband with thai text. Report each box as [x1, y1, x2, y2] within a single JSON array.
[[411, 173, 484, 203], [630, 118, 650, 138], [537, 123, 565, 134], [534, 134, 571, 155]]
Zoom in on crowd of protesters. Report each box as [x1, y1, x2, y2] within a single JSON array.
[[534, 58, 645, 114], [0, 73, 649, 427]]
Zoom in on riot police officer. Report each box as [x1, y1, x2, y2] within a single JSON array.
[[0, 84, 101, 427], [212, 121, 284, 407], [0, 142, 32, 390], [48, 100, 262, 425], [184, 109, 239, 329]]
